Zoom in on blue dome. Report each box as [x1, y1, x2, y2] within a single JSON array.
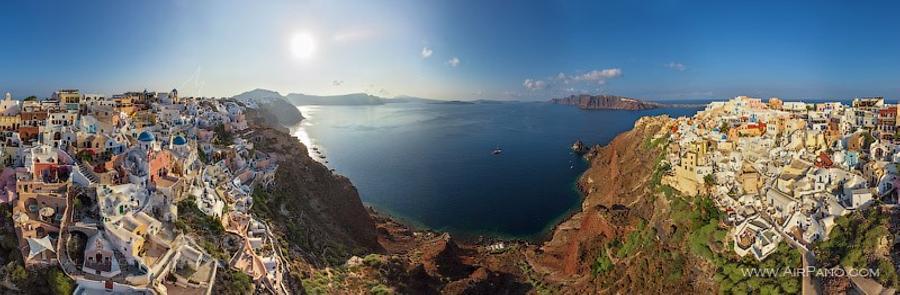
[[137, 131, 155, 142], [173, 136, 187, 145]]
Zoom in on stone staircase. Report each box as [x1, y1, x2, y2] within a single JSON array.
[[75, 160, 100, 184]]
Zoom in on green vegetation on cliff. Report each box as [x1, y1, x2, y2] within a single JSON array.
[[815, 208, 897, 288], [47, 268, 75, 295], [591, 249, 614, 275], [667, 176, 801, 294], [650, 131, 802, 293], [214, 268, 254, 294], [175, 197, 230, 260]]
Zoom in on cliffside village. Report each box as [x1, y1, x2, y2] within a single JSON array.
[[0, 89, 287, 294], [663, 96, 899, 261]]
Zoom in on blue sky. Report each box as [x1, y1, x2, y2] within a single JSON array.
[[1, 0, 899, 101]]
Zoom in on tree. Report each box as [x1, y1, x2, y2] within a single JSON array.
[[23, 96, 37, 102], [214, 269, 254, 294], [213, 123, 233, 145], [861, 131, 876, 149], [47, 268, 74, 295], [703, 173, 716, 195], [591, 249, 614, 275], [9, 265, 27, 286]]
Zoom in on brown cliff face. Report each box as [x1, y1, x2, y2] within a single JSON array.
[[550, 94, 663, 110], [525, 116, 716, 293], [527, 117, 668, 276], [244, 106, 382, 266]]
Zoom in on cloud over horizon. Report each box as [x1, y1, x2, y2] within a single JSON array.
[[523, 68, 623, 91], [563, 68, 622, 84], [447, 57, 460, 67], [665, 62, 686, 71], [523, 79, 547, 91]]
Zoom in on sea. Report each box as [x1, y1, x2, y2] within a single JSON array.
[[292, 101, 703, 240]]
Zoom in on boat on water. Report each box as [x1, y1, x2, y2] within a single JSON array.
[[492, 146, 503, 155]]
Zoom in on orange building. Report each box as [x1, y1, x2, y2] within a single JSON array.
[[149, 150, 173, 184]]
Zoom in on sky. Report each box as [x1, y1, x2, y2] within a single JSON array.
[[1, 0, 900, 101]]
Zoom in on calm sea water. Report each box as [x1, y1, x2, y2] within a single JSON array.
[[293, 102, 701, 239]]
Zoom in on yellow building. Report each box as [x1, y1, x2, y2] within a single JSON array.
[[768, 97, 783, 110], [665, 140, 709, 196], [53, 89, 81, 111], [0, 115, 20, 131], [113, 94, 138, 116]]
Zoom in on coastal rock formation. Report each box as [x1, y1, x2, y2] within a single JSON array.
[[571, 139, 587, 154], [419, 233, 472, 280], [525, 115, 722, 293], [232, 88, 304, 126], [550, 94, 663, 110], [244, 107, 381, 277]]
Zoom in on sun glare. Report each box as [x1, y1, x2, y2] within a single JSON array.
[[290, 32, 316, 61]]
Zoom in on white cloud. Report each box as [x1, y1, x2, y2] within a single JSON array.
[[665, 62, 686, 71], [421, 47, 433, 59], [554, 68, 622, 85], [526, 68, 623, 91], [522, 79, 547, 91], [574, 68, 622, 83], [447, 57, 460, 67], [332, 80, 344, 86]]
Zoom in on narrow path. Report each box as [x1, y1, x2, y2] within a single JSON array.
[[759, 208, 821, 295]]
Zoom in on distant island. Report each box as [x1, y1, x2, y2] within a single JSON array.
[[428, 100, 475, 105], [233, 88, 510, 109], [232, 88, 304, 126], [286, 92, 387, 105], [550, 94, 707, 110], [550, 94, 664, 110]]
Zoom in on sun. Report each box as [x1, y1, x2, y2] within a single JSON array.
[[290, 32, 317, 61]]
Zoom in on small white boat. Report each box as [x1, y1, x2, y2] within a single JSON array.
[[492, 146, 503, 155]]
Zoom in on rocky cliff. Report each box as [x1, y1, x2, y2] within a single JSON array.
[[550, 94, 663, 110], [523, 115, 729, 293], [242, 106, 384, 291], [232, 89, 304, 126]]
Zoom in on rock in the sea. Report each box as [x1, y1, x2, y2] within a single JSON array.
[[571, 139, 587, 154]]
